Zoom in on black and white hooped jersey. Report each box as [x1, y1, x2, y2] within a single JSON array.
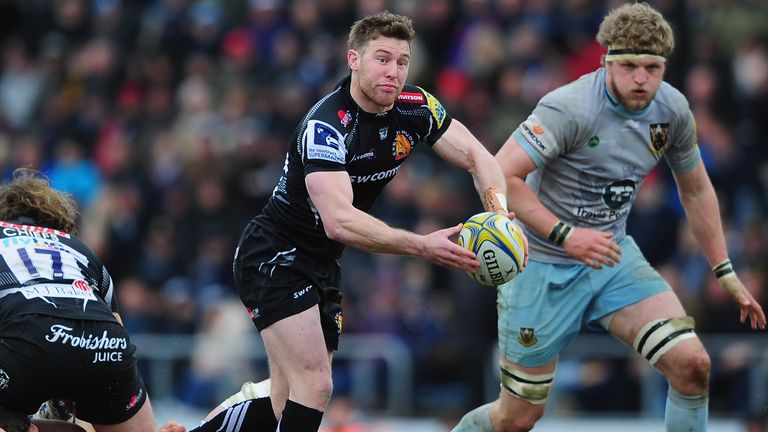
[[0, 220, 118, 322], [254, 76, 453, 259]]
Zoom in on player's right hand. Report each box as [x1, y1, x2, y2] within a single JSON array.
[[422, 223, 481, 272], [562, 227, 621, 269]]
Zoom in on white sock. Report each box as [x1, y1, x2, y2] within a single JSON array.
[[665, 387, 708, 432], [220, 378, 271, 409], [452, 403, 494, 432]]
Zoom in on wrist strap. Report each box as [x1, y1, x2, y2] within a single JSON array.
[[483, 187, 508, 213], [712, 258, 734, 279], [548, 221, 573, 246]]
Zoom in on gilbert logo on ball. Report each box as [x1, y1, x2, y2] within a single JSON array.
[[458, 212, 526, 286]]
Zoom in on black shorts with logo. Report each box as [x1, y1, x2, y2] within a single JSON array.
[[0, 314, 147, 424], [233, 222, 344, 351]]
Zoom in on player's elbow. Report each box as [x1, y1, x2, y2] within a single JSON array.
[[321, 217, 349, 243]]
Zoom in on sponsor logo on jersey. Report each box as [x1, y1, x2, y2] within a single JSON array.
[[338, 110, 351, 127], [393, 130, 413, 160], [351, 147, 376, 162], [521, 123, 547, 151], [587, 135, 600, 148], [0, 369, 9, 390], [305, 120, 345, 164], [45, 324, 128, 350], [602, 179, 637, 210], [246, 306, 260, 320], [379, 127, 388, 140], [532, 124, 545, 135], [419, 87, 446, 128], [518, 327, 538, 347], [349, 166, 401, 183], [293, 284, 313, 299], [648, 123, 670, 159], [397, 91, 425, 103], [0, 221, 70, 238], [126, 388, 144, 411], [19, 282, 98, 302]]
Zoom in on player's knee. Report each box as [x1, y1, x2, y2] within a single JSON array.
[[678, 350, 711, 392], [306, 372, 334, 405]]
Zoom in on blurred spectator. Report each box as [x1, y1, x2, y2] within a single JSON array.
[[0, 0, 766, 421]]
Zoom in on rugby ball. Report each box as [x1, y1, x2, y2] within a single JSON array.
[[458, 212, 526, 286]]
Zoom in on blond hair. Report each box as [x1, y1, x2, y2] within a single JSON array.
[[347, 11, 415, 53], [596, 2, 674, 58], [0, 168, 79, 234]]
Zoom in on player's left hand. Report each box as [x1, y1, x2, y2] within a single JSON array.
[[718, 273, 767, 330]]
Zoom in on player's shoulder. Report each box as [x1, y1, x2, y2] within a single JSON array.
[[539, 69, 603, 120], [653, 81, 691, 116], [302, 81, 351, 126], [396, 84, 430, 105]]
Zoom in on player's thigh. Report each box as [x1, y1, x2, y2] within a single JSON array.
[[606, 290, 687, 345], [497, 261, 589, 367], [260, 305, 331, 385], [90, 396, 155, 432], [606, 291, 709, 386]]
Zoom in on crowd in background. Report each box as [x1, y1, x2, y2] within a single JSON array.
[[1, 0, 767, 426]]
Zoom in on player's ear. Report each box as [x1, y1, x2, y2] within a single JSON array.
[[348, 49, 359, 71]]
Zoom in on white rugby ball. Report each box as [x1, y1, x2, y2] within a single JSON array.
[[457, 212, 526, 286]]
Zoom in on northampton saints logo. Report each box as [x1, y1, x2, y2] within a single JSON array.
[[517, 327, 538, 347], [648, 123, 670, 159]]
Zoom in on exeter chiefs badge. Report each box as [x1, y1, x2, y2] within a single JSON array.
[[393, 130, 413, 160], [648, 123, 670, 159], [517, 327, 538, 347], [334, 312, 344, 334]]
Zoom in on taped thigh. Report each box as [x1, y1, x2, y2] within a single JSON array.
[[633, 316, 696, 365], [500, 363, 555, 405]]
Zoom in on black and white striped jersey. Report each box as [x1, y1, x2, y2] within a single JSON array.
[[0, 220, 118, 322]]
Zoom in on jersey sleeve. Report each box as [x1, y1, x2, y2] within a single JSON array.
[[301, 118, 348, 175], [415, 87, 453, 145], [99, 266, 119, 313], [664, 108, 701, 173], [510, 97, 576, 167]]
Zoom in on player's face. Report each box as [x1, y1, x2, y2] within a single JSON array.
[[605, 57, 666, 112], [349, 36, 411, 112]]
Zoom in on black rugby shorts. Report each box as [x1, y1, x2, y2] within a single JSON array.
[[0, 314, 147, 424], [234, 222, 344, 351]]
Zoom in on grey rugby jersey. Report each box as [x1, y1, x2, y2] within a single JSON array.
[[512, 68, 700, 264]]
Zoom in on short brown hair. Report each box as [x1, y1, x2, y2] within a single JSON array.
[[596, 2, 674, 58], [0, 168, 79, 234], [347, 11, 416, 53]]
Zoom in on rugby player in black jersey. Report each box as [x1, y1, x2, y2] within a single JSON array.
[[200, 10, 518, 432], [0, 169, 156, 432]]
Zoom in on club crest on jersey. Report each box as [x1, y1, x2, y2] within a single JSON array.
[[335, 311, 343, 334], [648, 123, 670, 159], [419, 87, 446, 129], [393, 130, 413, 160], [518, 328, 538, 347]]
